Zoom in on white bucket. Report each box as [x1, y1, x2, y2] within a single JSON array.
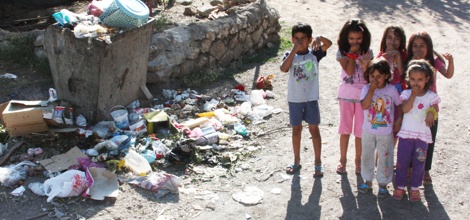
[[110, 105, 130, 130]]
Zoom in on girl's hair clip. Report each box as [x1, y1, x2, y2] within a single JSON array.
[[359, 26, 364, 32]]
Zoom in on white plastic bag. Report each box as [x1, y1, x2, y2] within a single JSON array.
[[43, 170, 89, 202], [0, 161, 36, 187], [250, 90, 266, 106], [128, 172, 181, 193]]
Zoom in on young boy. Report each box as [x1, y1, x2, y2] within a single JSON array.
[[280, 22, 332, 177]]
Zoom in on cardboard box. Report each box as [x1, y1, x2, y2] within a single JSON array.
[[1, 100, 54, 137]]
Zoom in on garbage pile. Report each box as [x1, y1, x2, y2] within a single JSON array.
[[0, 82, 282, 203], [52, 0, 152, 43]]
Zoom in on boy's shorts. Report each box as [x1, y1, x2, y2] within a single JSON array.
[[288, 101, 320, 126], [338, 99, 363, 137]]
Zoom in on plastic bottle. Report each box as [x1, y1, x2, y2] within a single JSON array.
[[234, 123, 248, 137]]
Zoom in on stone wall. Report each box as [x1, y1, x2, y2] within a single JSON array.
[[146, 2, 281, 83]]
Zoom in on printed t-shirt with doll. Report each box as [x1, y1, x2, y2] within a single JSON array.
[[397, 89, 441, 143], [360, 84, 402, 135], [336, 49, 374, 101], [283, 49, 326, 102]]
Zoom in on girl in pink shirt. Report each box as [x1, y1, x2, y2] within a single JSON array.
[[336, 19, 373, 174]]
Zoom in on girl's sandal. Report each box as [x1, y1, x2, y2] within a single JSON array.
[[336, 163, 347, 174], [313, 165, 324, 177], [423, 176, 433, 185], [286, 164, 302, 174]]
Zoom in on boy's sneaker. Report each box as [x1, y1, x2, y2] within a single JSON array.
[[378, 188, 389, 198], [393, 188, 405, 200], [410, 189, 421, 202]]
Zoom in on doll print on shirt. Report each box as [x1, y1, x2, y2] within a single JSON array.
[[366, 96, 393, 129], [293, 59, 318, 82], [342, 60, 363, 84]]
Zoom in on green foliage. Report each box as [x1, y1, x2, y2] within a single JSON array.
[[154, 14, 175, 33], [279, 27, 293, 52]]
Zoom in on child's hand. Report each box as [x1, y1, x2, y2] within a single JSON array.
[[410, 84, 421, 96], [442, 52, 454, 62], [359, 51, 372, 69], [369, 79, 378, 91], [292, 41, 301, 53], [350, 43, 360, 53], [311, 35, 321, 51], [425, 111, 435, 127]]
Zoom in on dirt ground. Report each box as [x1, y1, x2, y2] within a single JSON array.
[[1, 0, 470, 219]]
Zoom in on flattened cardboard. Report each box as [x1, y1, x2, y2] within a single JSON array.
[[86, 167, 119, 200], [39, 146, 88, 173]]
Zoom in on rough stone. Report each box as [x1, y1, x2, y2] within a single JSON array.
[[209, 39, 227, 60], [197, 6, 217, 17], [176, 0, 193, 6], [219, 47, 234, 67], [184, 6, 198, 16], [200, 39, 212, 53], [238, 30, 247, 42], [227, 35, 238, 49], [210, 0, 223, 6], [251, 26, 263, 43], [194, 55, 209, 69], [34, 47, 46, 58], [34, 35, 44, 47], [232, 44, 244, 60]]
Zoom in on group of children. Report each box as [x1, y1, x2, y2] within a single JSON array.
[[280, 19, 454, 202]]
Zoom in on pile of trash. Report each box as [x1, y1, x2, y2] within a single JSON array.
[[52, 0, 153, 43], [0, 82, 282, 202]]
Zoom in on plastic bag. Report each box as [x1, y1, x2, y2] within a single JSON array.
[[128, 172, 181, 193], [0, 161, 36, 187], [91, 121, 116, 139], [250, 90, 266, 106], [43, 170, 89, 202]]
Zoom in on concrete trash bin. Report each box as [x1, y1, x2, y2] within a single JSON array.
[[44, 18, 155, 123]]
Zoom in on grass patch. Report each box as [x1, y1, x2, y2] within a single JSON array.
[[154, 14, 175, 33]]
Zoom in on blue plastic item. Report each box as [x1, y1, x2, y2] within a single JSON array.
[[101, 0, 149, 29]]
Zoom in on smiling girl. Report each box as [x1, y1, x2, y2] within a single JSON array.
[[336, 19, 373, 175], [405, 31, 454, 185]]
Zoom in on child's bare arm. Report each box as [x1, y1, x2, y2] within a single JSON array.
[[338, 56, 356, 76], [439, 52, 454, 79], [361, 84, 375, 110], [280, 42, 301, 72], [425, 105, 438, 127], [393, 104, 403, 133], [402, 92, 417, 114]]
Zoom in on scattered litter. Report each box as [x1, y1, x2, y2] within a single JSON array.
[[28, 182, 46, 196], [0, 73, 17, 79], [27, 148, 43, 156], [232, 186, 264, 205], [123, 149, 152, 176], [128, 172, 181, 193], [11, 185, 26, 196], [86, 167, 119, 200], [0, 161, 36, 187], [39, 146, 88, 174], [43, 170, 89, 202]]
